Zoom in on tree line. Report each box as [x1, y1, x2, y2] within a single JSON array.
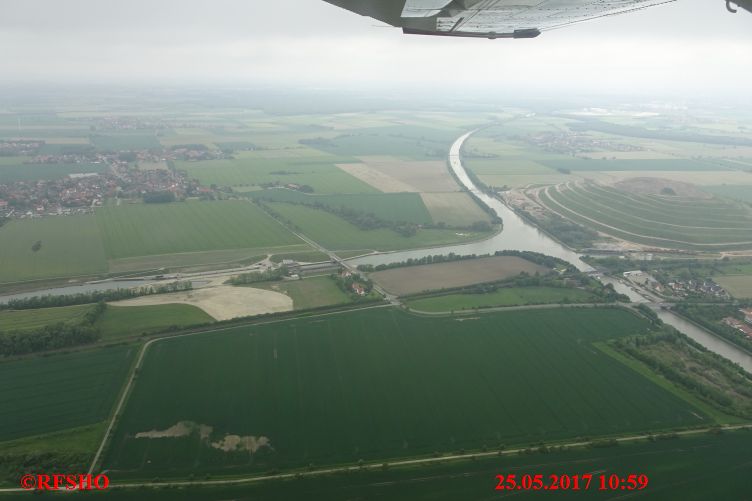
[[1, 281, 193, 311], [227, 266, 288, 285], [0, 302, 107, 357], [357, 250, 574, 273]]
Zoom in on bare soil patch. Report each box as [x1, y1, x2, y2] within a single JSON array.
[[111, 285, 292, 320], [370, 256, 548, 296]]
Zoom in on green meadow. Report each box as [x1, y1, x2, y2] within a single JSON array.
[[0, 215, 107, 283], [268, 202, 485, 252], [96, 201, 302, 260], [104, 307, 707, 479], [0, 345, 135, 442], [406, 287, 598, 312], [249, 190, 433, 224]]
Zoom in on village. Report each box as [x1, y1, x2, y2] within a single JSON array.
[[521, 131, 645, 157], [0, 142, 223, 218], [623, 270, 730, 300]]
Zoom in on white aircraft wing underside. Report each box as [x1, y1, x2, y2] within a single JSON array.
[[324, 0, 680, 38]]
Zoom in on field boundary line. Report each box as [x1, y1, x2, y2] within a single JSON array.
[[64, 423, 749, 493], [86, 302, 395, 475]]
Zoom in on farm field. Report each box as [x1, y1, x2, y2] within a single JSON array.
[[95, 201, 302, 260], [406, 287, 598, 312], [703, 184, 752, 203], [103, 307, 707, 479], [178, 153, 377, 194], [0, 304, 93, 331], [249, 190, 433, 224], [96, 304, 214, 339], [0, 345, 135, 442], [0, 215, 107, 283], [90, 133, 161, 151], [369, 256, 548, 296], [337, 156, 460, 192], [38, 431, 752, 500], [267, 202, 487, 252], [419, 192, 491, 226], [253, 276, 352, 310], [715, 276, 752, 299], [304, 125, 458, 159], [541, 158, 722, 172], [0, 161, 108, 183], [107, 246, 307, 274], [539, 182, 752, 250]]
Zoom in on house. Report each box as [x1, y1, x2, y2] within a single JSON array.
[[740, 308, 752, 325], [351, 283, 366, 296], [724, 317, 752, 337]]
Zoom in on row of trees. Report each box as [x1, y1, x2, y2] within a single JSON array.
[[227, 266, 288, 285], [358, 250, 575, 273], [2, 281, 193, 311], [0, 302, 107, 357]]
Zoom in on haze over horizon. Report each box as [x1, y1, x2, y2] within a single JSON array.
[[1, 0, 751, 99]]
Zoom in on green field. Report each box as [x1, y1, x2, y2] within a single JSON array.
[[96, 304, 214, 339], [15, 430, 749, 500], [406, 287, 598, 312], [541, 183, 752, 250], [179, 153, 377, 193], [253, 276, 352, 310], [703, 185, 752, 203], [96, 201, 302, 259], [248, 190, 433, 224], [0, 215, 107, 283], [715, 275, 752, 298], [0, 345, 135, 442], [0, 304, 94, 331], [541, 158, 723, 172], [268, 202, 486, 252], [305, 125, 458, 159], [0, 161, 108, 182], [90, 134, 162, 151], [103, 307, 707, 479]]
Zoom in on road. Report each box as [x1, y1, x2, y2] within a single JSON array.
[[0, 421, 741, 493]]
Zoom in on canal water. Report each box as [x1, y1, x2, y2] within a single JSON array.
[[352, 130, 752, 373]]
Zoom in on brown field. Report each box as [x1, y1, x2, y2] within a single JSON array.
[[715, 276, 752, 298], [336, 163, 412, 192], [420, 192, 491, 226], [370, 255, 548, 296], [338, 156, 460, 193]]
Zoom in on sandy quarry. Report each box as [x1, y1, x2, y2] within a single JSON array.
[[111, 284, 293, 321]]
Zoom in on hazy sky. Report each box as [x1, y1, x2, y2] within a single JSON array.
[[1, 0, 751, 96]]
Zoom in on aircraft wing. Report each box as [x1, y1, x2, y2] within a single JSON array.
[[324, 0, 750, 39]]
